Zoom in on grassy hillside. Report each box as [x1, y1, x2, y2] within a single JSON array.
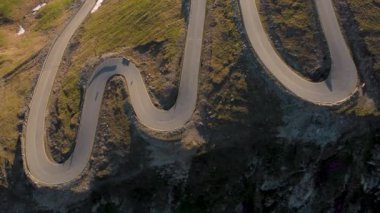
[[0, 0, 22, 20], [48, 0, 186, 162], [0, 0, 74, 77], [0, 68, 36, 166], [36, 0, 73, 30]]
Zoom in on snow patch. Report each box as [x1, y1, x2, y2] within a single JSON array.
[[91, 0, 104, 13], [32, 3, 47, 13], [17, 25, 25, 36]]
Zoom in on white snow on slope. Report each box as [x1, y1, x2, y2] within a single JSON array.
[[17, 25, 25, 36], [32, 3, 47, 13], [91, 0, 104, 13]]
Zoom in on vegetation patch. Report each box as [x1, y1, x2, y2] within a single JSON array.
[[36, 0, 74, 30], [0, 0, 76, 77], [258, 0, 330, 81], [0, 66, 37, 173], [0, 31, 6, 47], [0, 0, 21, 20], [199, 0, 249, 126], [346, 0, 380, 78]]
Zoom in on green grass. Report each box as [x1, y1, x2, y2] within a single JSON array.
[[36, 0, 74, 30], [0, 0, 75, 78], [347, 1, 380, 31], [0, 66, 37, 165], [209, 0, 243, 85], [0, 30, 45, 78], [0, 0, 21, 20], [347, 0, 380, 74], [272, 0, 309, 29], [201, 0, 251, 125], [78, 0, 184, 62], [49, 0, 185, 159]]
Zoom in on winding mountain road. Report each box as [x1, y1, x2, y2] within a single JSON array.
[[24, 0, 358, 186], [240, 0, 358, 104]]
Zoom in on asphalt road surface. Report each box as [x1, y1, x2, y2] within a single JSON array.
[[24, 0, 358, 186], [240, 0, 358, 104]]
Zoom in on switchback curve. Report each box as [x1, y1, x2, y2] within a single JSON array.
[[24, 0, 206, 186], [240, 0, 358, 104]]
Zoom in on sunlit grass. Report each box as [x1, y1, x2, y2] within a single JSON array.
[[0, 0, 21, 20], [36, 0, 73, 30], [0, 0, 75, 77]]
